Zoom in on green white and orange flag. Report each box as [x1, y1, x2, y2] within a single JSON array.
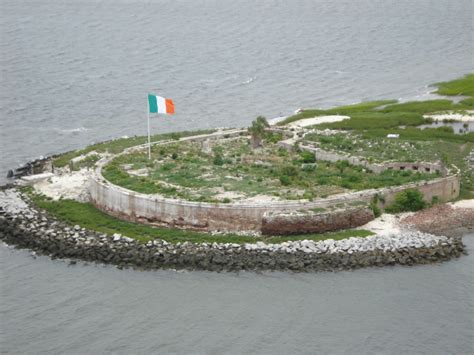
[[148, 94, 175, 114]]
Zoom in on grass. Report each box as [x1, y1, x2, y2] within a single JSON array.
[[71, 154, 101, 171], [380, 99, 466, 114], [279, 74, 474, 132], [297, 73, 474, 199], [25, 189, 373, 244], [277, 100, 396, 126], [304, 129, 474, 199], [53, 129, 216, 168], [434, 74, 474, 97], [103, 138, 437, 202], [315, 111, 426, 130]]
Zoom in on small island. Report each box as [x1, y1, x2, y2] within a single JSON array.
[[1, 74, 473, 272]]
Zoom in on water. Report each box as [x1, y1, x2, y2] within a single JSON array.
[[1, 236, 472, 354], [417, 121, 474, 134], [0, 0, 472, 179], [0, 0, 473, 353]]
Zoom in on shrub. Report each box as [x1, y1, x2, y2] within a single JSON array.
[[277, 147, 288, 157], [300, 151, 316, 163], [301, 164, 317, 172], [171, 152, 178, 160], [335, 160, 350, 173], [280, 175, 291, 186], [265, 131, 283, 143], [370, 202, 381, 217], [386, 189, 426, 213], [281, 165, 299, 177], [213, 154, 224, 165]]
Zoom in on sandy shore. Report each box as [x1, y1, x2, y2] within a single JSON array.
[[289, 115, 350, 128]]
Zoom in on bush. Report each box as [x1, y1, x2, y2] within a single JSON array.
[[370, 202, 381, 217], [213, 153, 224, 165], [386, 189, 426, 213], [335, 160, 350, 173], [281, 165, 299, 177], [171, 152, 178, 160], [280, 175, 291, 186], [300, 151, 316, 163]]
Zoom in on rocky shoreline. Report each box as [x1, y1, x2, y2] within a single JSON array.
[[0, 188, 466, 272]]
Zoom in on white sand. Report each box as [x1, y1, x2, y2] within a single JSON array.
[[33, 169, 92, 202], [449, 199, 474, 209], [288, 115, 350, 128], [424, 110, 474, 122], [358, 213, 413, 236]]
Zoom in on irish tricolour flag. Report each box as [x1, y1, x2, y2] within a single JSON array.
[[148, 94, 175, 114]]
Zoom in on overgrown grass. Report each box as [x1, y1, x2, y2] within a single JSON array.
[[26, 190, 373, 244], [103, 138, 437, 202], [315, 111, 426, 130], [53, 129, 216, 168], [381, 99, 467, 114]]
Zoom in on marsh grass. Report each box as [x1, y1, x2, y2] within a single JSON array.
[[434, 74, 474, 97]]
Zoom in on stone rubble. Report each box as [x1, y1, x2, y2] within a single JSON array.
[[0, 188, 466, 272]]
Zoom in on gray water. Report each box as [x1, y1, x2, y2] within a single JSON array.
[[417, 121, 474, 134], [1, 237, 473, 354], [1, 0, 473, 353]]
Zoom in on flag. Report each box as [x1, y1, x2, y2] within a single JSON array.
[[148, 94, 175, 114]]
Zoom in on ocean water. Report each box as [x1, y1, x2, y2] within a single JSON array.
[[0, 0, 473, 353], [1, 236, 472, 354], [0, 0, 472, 177]]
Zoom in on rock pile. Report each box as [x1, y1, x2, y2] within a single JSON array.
[[0, 188, 465, 272]]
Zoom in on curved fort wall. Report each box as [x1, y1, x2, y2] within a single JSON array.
[[89, 131, 460, 233]]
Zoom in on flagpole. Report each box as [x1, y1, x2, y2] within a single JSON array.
[[147, 100, 151, 160]]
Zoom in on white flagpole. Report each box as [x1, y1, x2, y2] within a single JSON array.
[[147, 100, 151, 160]]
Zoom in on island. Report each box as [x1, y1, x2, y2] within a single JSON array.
[[1, 74, 473, 272]]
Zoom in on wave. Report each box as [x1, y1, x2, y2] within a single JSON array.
[[54, 127, 89, 134], [241, 76, 256, 85]]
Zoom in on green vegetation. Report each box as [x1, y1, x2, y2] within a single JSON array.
[[103, 138, 436, 202], [434, 74, 474, 97], [26, 189, 373, 244], [70, 154, 101, 171], [385, 189, 426, 213], [53, 129, 216, 168], [278, 100, 397, 126], [298, 74, 474, 198], [280, 74, 474, 128], [248, 116, 270, 148], [381, 99, 464, 114]]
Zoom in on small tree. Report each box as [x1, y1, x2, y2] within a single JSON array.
[[248, 116, 269, 149], [386, 189, 426, 213], [335, 160, 350, 174]]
